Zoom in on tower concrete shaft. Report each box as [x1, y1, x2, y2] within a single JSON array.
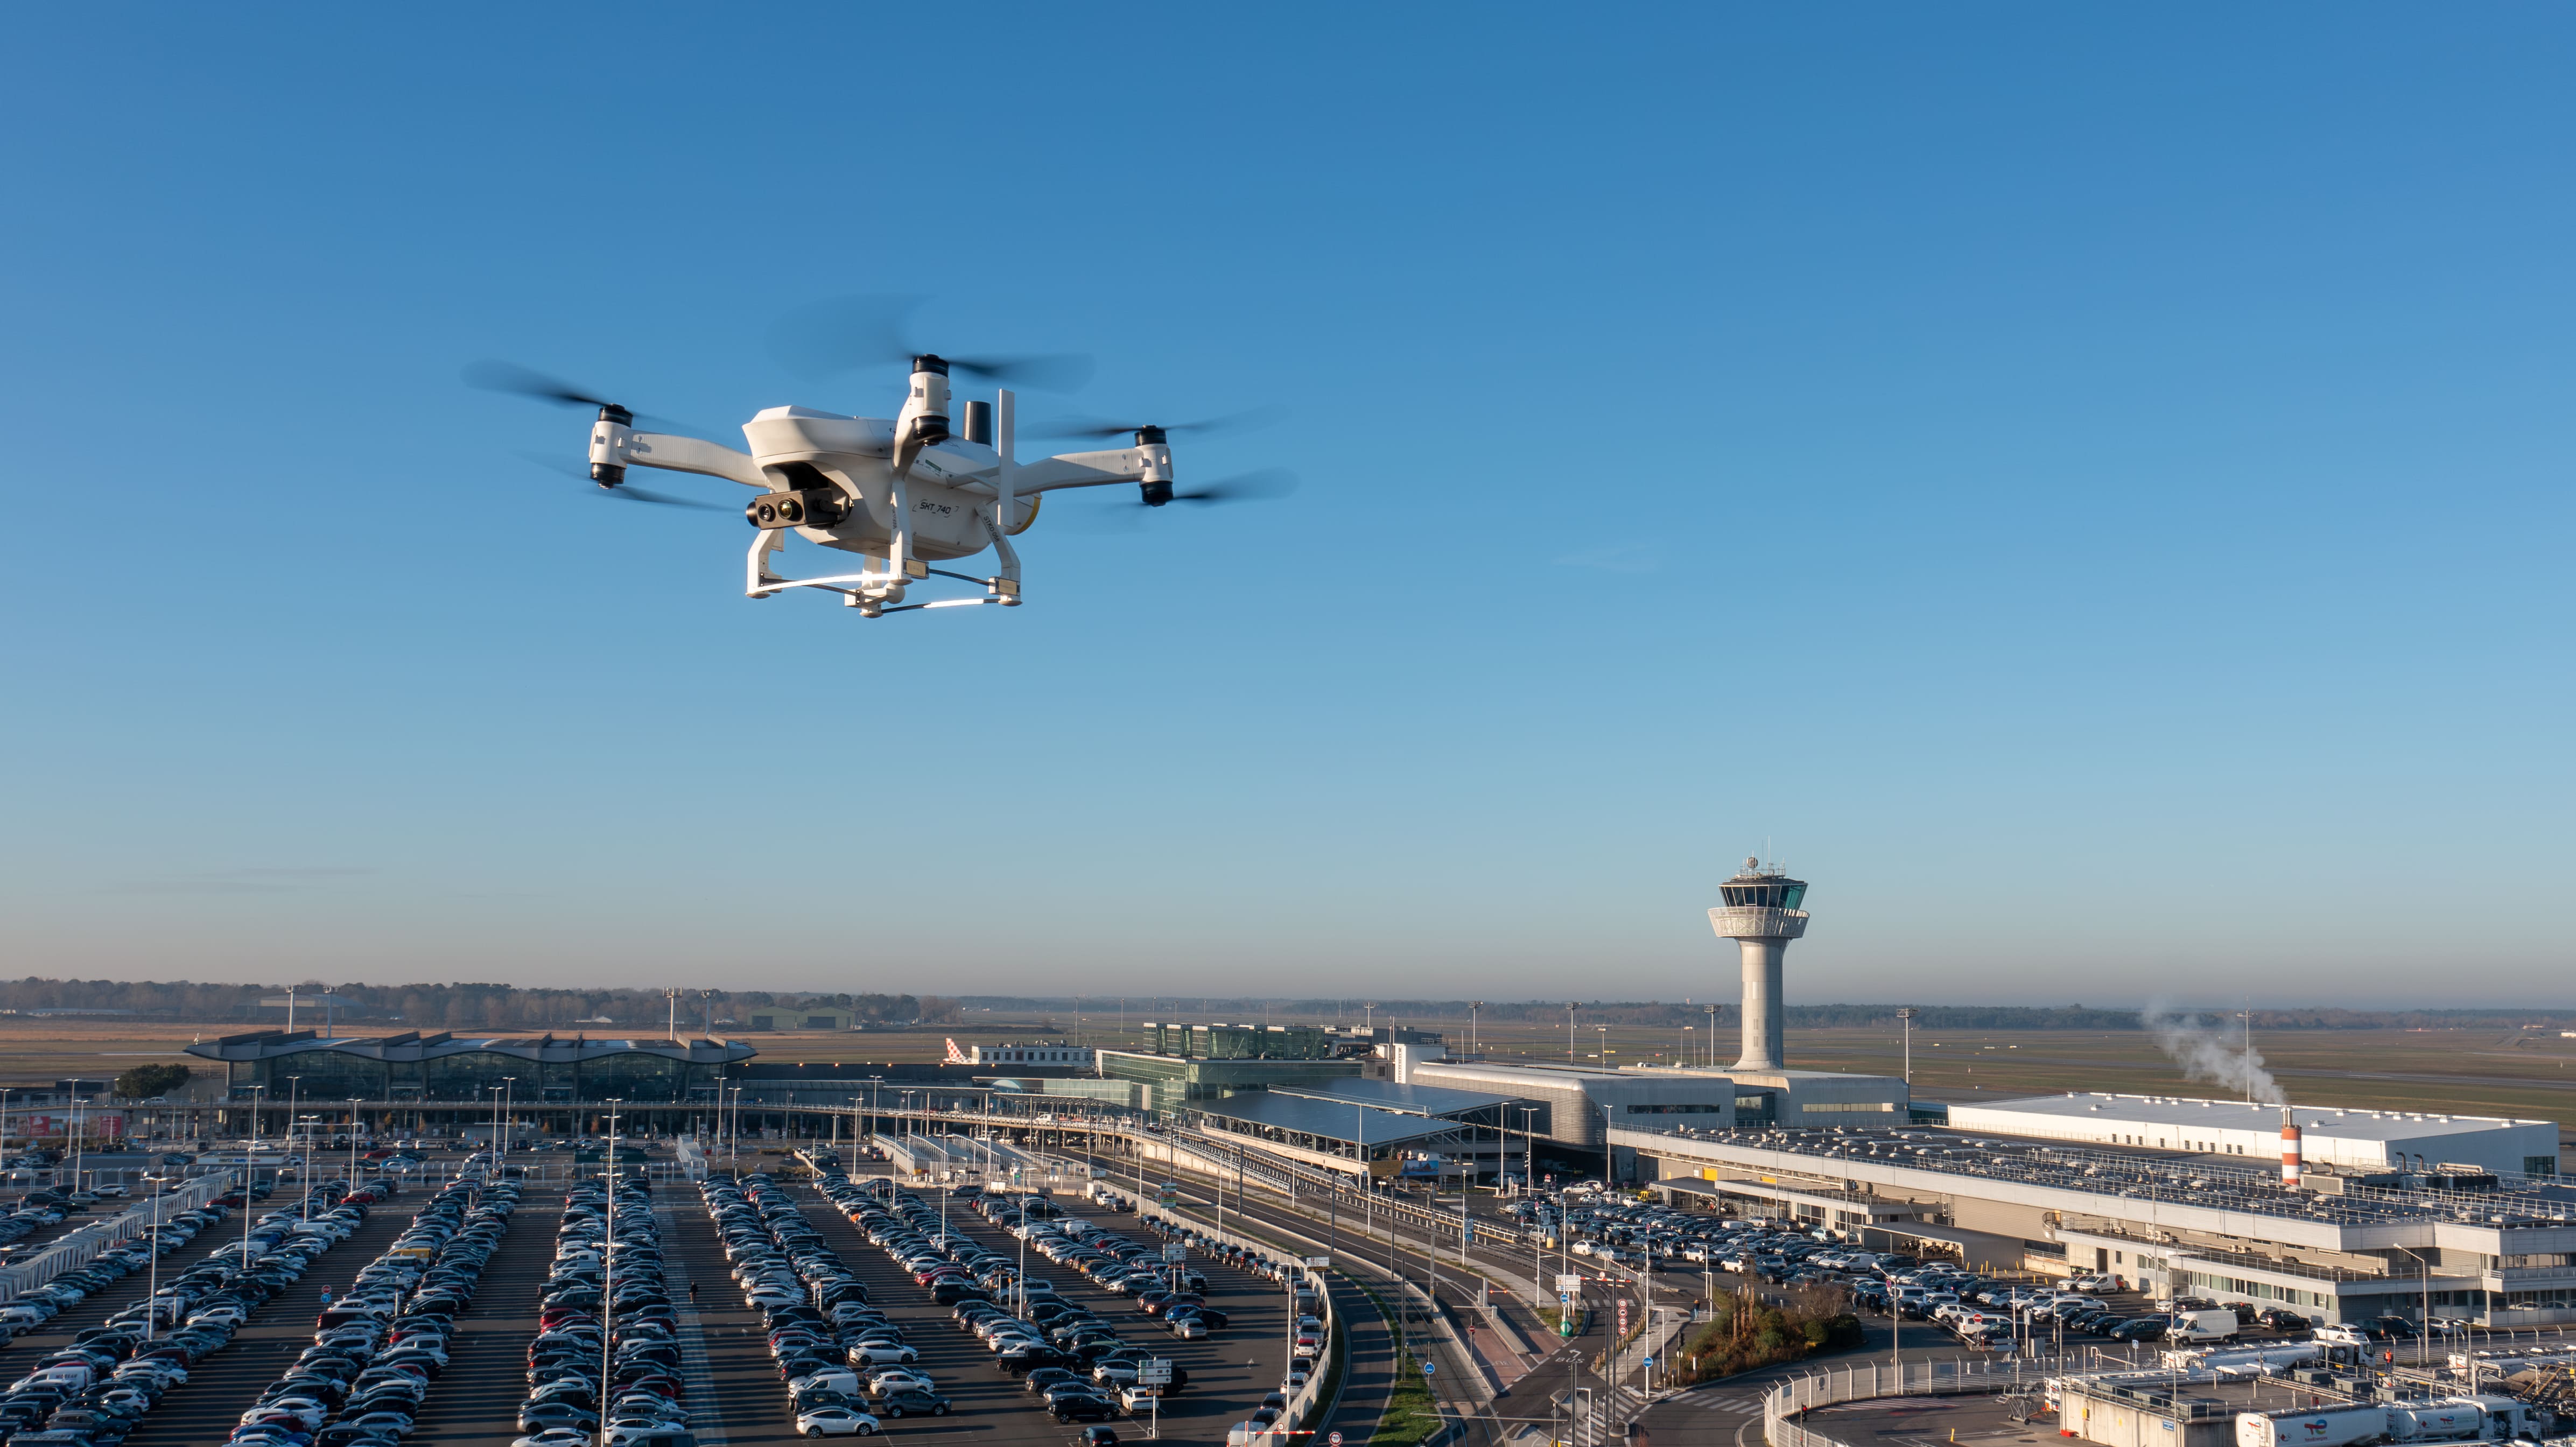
[[1708, 857, 1810, 1073]]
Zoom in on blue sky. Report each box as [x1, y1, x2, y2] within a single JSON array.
[[1, 7, 2568, 1006]]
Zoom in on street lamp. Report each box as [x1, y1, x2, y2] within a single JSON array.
[[488, 1085, 507, 1165], [139, 1171, 171, 1340], [238, 1083, 267, 1277], [297, 1115, 320, 1220], [347, 1098, 364, 1191], [64, 1078, 87, 1197], [600, 1098, 624, 1422]]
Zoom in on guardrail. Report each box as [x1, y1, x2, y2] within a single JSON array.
[[1132, 1193, 1339, 1440], [0, 1171, 234, 1303], [1762, 1359, 2024, 1447]]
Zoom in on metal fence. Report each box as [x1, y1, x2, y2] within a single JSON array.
[[1134, 1195, 1337, 1439], [0, 1172, 235, 1303], [1763, 1359, 2020, 1447]]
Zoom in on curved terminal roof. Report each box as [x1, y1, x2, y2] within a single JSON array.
[[184, 1029, 756, 1067], [1269, 1078, 1516, 1119]]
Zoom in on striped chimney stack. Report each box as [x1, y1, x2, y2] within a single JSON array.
[[2280, 1104, 2302, 1187]]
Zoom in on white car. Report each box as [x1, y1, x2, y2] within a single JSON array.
[[603, 1418, 694, 1444], [241, 1397, 328, 1429], [513, 1432, 594, 1447], [866, 1369, 934, 1396], [795, 1405, 883, 1437], [846, 1342, 917, 1365]]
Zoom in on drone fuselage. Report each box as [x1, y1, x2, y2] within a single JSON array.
[[584, 373, 1173, 613], [747, 408, 1028, 561]]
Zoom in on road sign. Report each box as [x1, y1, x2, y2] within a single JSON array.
[[1330, 1434, 1344, 1446], [1304, 1256, 1330, 1268], [1559, 1292, 1573, 1308], [1556, 1273, 1585, 1293], [1422, 1361, 1437, 1376], [1138, 1359, 1173, 1386], [1617, 1300, 1630, 1333], [1162, 1244, 1188, 1262], [1642, 1355, 1654, 1367]]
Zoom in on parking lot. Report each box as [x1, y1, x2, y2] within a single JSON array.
[[785, 1178, 1293, 1446], [0, 1166, 1297, 1447]]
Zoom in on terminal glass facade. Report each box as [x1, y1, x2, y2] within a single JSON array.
[[225, 1047, 727, 1102]]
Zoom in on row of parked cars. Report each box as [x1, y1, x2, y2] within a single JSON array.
[[830, 1175, 1235, 1429], [515, 1175, 692, 1447], [0, 1189, 268, 1446], [0, 1196, 243, 1341], [227, 1171, 518, 1447], [701, 1171, 901, 1438]]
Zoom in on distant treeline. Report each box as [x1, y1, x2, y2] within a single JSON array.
[[961, 998, 2574, 1031], [0, 979, 966, 1031]]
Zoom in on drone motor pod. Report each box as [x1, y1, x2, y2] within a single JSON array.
[[587, 403, 634, 487], [904, 355, 952, 447], [1134, 425, 1174, 505]]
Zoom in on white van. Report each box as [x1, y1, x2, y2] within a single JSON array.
[[2168, 1308, 2239, 1344]]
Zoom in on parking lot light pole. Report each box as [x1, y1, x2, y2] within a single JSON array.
[[238, 1083, 265, 1279], [140, 1171, 169, 1341], [602, 1098, 623, 1424], [347, 1098, 363, 1190]]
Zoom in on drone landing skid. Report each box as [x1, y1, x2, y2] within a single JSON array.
[[746, 536, 1021, 619]]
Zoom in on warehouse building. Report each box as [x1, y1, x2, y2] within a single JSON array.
[[1615, 1115, 2576, 1327], [1948, 1093, 2561, 1179]]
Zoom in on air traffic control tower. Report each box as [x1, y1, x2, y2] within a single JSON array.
[[1710, 857, 1809, 1072]]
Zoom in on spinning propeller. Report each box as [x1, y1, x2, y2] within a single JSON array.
[[467, 361, 725, 507], [511, 452, 725, 511], [1134, 467, 1298, 508], [1023, 407, 1285, 443], [767, 295, 1095, 392]]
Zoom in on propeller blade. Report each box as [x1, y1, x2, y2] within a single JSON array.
[[1168, 468, 1298, 505], [512, 451, 727, 511], [465, 360, 616, 410], [766, 294, 922, 382], [940, 353, 1097, 392], [766, 295, 1094, 392], [468, 361, 708, 434], [602, 487, 727, 512], [1022, 405, 1285, 442]]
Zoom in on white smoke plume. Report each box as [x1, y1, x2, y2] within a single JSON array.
[[2141, 1000, 2285, 1104]]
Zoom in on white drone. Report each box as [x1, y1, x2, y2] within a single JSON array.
[[472, 303, 1287, 617]]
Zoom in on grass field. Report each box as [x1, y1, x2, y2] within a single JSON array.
[[15, 1008, 2575, 1140]]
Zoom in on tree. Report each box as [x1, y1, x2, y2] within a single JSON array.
[[113, 1063, 191, 1100]]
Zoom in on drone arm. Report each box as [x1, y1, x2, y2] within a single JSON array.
[[1008, 446, 1167, 495], [601, 429, 768, 488]]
